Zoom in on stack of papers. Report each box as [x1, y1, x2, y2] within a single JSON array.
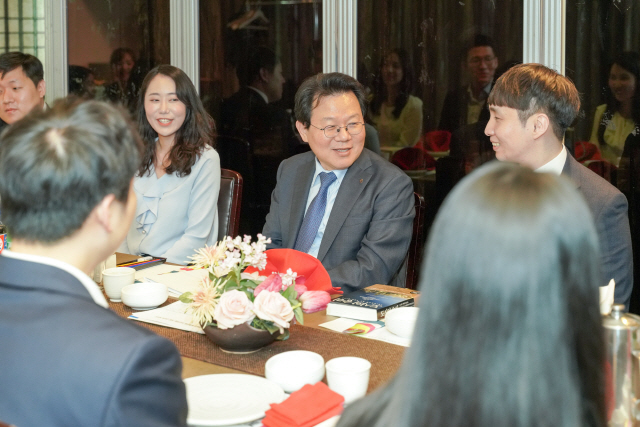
[[129, 301, 204, 334], [134, 264, 209, 297]]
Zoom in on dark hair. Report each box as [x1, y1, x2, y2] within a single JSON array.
[[68, 65, 93, 97], [136, 65, 214, 177], [0, 100, 142, 242], [109, 47, 136, 67], [294, 72, 367, 127], [0, 51, 44, 88], [237, 46, 279, 87], [337, 162, 605, 427], [598, 51, 640, 145], [488, 63, 580, 140], [369, 48, 414, 119], [467, 33, 496, 55]]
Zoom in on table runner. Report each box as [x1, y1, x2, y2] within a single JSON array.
[[109, 301, 405, 392]]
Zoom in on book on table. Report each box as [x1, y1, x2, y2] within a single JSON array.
[[326, 284, 417, 321]]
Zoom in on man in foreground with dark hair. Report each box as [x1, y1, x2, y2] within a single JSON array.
[[0, 101, 188, 426], [262, 72, 415, 292], [485, 63, 633, 307], [0, 51, 46, 131]]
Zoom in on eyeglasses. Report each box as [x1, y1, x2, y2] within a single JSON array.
[[309, 122, 365, 138], [469, 55, 496, 65]]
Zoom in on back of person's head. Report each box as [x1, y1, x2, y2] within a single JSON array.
[[68, 65, 92, 97], [136, 64, 213, 177], [488, 63, 580, 140], [237, 46, 279, 87], [0, 100, 142, 243], [337, 161, 605, 427], [0, 51, 44, 87], [294, 72, 367, 127]]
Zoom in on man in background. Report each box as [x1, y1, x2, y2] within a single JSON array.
[[0, 100, 187, 426], [485, 63, 633, 307], [0, 51, 46, 132]]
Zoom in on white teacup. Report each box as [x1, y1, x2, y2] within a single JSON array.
[[325, 357, 371, 404], [102, 267, 135, 302]]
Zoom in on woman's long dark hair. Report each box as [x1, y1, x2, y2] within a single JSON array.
[[369, 48, 414, 119], [337, 162, 606, 427], [136, 65, 214, 177], [599, 51, 640, 145]]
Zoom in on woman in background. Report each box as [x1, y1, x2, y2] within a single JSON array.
[[368, 48, 423, 147], [590, 51, 640, 167], [105, 47, 140, 113], [337, 162, 605, 427], [119, 65, 220, 264]]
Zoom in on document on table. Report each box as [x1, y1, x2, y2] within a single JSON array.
[[134, 264, 208, 296], [319, 318, 411, 347], [128, 301, 204, 334]]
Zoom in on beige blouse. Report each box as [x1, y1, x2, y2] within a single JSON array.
[[589, 104, 636, 167]]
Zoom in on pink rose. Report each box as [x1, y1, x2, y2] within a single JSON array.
[[294, 284, 308, 296], [214, 290, 255, 329], [254, 273, 284, 296], [253, 291, 294, 333], [299, 291, 331, 314]]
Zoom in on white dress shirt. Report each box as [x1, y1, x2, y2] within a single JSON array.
[[535, 145, 567, 176], [303, 159, 348, 258]]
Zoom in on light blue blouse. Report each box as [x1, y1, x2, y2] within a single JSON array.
[[119, 147, 220, 264]]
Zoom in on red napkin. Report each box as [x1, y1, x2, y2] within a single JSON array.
[[417, 130, 451, 152], [245, 249, 342, 295], [262, 382, 344, 427], [390, 147, 437, 171]]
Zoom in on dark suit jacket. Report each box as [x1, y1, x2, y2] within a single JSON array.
[[262, 149, 415, 293], [0, 255, 188, 427], [563, 154, 633, 306], [438, 86, 491, 133]]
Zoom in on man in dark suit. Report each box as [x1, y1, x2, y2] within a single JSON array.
[[0, 51, 46, 132], [263, 73, 415, 292], [0, 101, 187, 426], [485, 63, 633, 307], [220, 47, 299, 235]]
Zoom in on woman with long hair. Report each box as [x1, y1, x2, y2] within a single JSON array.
[[105, 47, 140, 113], [337, 162, 606, 427], [119, 65, 220, 264], [590, 51, 640, 167], [368, 48, 423, 147]]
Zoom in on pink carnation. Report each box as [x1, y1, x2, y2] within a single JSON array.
[[299, 291, 331, 314], [254, 273, 283, 297]]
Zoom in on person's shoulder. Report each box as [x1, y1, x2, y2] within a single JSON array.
[[407, 95, 423, 108], [360, 149, 410, 180], [281, 150, 315, 168], [568, 156, 624, 200]]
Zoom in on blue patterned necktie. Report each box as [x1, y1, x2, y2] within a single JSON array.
[[294, 171, 337, 253]]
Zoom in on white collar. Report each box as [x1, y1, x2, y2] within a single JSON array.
[[312, 158, 349, 182], [247, 86, 269, 104], [1, 250, 109, 308], [535, 145, 567, 176]]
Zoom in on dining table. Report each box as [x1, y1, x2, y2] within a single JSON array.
[[110, 254, 407, 392]]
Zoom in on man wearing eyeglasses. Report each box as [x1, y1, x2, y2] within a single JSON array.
[[439, 34, 498, 133], [262, 72, 415, 292]]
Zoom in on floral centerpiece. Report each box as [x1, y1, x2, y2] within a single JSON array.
[[179, 234, 331, 345]]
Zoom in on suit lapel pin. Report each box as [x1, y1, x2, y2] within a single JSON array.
[[359, 179, 363, 183]]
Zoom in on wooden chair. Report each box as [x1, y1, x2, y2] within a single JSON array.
[[406, 192, 426, 290], [217, 169, 243, 240]]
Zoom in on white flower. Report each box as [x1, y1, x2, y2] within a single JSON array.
[[253, 291, 294, 334], [214, 290, 255, 329], [280, 268, 298, 287]]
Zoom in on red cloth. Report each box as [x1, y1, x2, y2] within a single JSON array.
[[391, 147, 436, 171], [244, 249, 342, 295], [574, 141, 602, 162], [416, 130, 452, 152], [262, 382, 344, 427]]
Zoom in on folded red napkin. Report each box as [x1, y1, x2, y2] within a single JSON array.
[[245, 248, 342, 295], [390, 147, 437, 171], [262, 382, 344, 427]]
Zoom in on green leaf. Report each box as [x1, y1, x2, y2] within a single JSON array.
[[179, 292, 194, 303], [294, 306, 304, 325], [276, 329, 290, 341], [282, 285, 297, 300], [240, 279, 259, 289]]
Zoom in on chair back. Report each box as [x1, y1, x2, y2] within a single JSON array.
[[218, 169, 243, 240], [406, 192, 426, 290]]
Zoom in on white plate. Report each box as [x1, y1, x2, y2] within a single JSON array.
[[184, 374, 286, 426]]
